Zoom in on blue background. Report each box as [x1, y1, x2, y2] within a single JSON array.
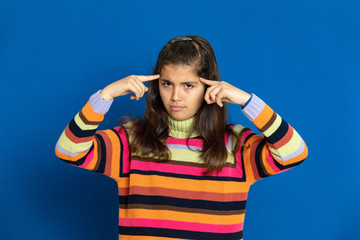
[[1, 0, 359, 239]]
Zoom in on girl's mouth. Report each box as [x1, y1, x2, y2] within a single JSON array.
[[170, 106, 185, 111]]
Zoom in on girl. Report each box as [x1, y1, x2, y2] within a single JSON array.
[[55, 35, 308, 240]]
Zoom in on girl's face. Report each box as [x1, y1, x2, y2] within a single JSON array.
[[159, 64, 206, 121]]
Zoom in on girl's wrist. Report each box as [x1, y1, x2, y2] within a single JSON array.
[[241, 93, 252, 106], [100, 88, 114, 101]]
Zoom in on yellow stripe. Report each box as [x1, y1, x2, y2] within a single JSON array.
[[74, 113, 99, 130], [232, 125, 245, 135], [170, 148, 235, 164], [57, 131, 93, 153], [170, 148, 202, 162], [229, 124, 246, 152], [268, 128, 302, 158], [262, 114, 282, 137]]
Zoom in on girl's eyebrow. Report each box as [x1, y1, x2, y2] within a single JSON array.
[[159, 78, 199, 84]]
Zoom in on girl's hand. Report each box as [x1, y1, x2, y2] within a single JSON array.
[[100, 74, 160, 101], [199, 78, 252, 107]]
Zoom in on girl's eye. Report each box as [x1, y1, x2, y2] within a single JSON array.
[[163, 82, 172, 87], [185, 84, 193, 89]]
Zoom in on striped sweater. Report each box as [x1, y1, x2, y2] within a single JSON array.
[[55, 90, 308, 240]]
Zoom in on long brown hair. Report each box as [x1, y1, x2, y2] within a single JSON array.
[[122, 35, 246, 174]]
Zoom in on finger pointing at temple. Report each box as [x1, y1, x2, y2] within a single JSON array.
[[136, 74, 161, 82], [199, 77, 219, 86]]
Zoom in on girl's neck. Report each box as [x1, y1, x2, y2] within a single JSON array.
[[167, 115, 200, 138]]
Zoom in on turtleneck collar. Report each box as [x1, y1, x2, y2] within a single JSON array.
[[167, 115, 200, 138]]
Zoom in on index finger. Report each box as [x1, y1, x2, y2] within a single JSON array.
[[136, 74, 160, 82], [199, 77, 219, 86]]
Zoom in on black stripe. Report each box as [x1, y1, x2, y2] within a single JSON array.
[[68, 118, 96, 138], [120, 195, 246, 211], [190, 136, 203, 139], [266, 118, 289, 144], [254, 138, 269, 179], [130, 169, 246, 182], [119, 195, 129, 205], [240, 146, 246, 182], [273, 158, 305, 171], [243, 132, 255, 143], [94, 134, 106, 174], [61, 144, 94, 166], [119, 226, 243, 240]]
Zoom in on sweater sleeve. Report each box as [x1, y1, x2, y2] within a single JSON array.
[[55, 90, 128, 179], [238, 94, 308, 183]]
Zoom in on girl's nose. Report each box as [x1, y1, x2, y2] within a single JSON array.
[[171, 87, 181, 101]]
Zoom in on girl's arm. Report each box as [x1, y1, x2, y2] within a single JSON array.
[[55, 75, 159, 178], [239, 94, 308, 183], [200, 78, 308, 183], [55, 90, 120, 176]]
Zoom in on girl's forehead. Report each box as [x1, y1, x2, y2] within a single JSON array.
[[160, 64, 199, 81]]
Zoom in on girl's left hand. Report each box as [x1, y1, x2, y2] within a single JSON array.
[[199, 78, 252, 107]]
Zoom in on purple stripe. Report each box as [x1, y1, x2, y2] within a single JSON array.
[[226, 134, 232, 150], [56, 141, 91, 156], [241, 94, 265, 121], [89, 90, 113, 114], [167, 144, 202, 151]]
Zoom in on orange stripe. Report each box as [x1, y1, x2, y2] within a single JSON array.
[[128, 174, 251, 193], [117, 177, 131, 189], [252, 104, 273, 129], [105, 129, 122, 180], [128, 186, 248, 202], [81, 101, 105, 122], [261, 146, 278, 175], [241, 140, 255, 183], [243, 135, 263, 183], [96, 131, 113, 176], [55, 147, 88, 161]]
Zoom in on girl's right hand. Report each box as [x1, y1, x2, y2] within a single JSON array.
[[100, 74, 160, 101]]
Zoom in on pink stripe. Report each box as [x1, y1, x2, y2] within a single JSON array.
[[266, 151, 281, 172], [130, 160, 243, 178], [115, 126, 130, 174], [240, 130, 253, 143], [80, 149, 94, 168], [224, 131, 230, 146], [168, 132, 231, 148], [235, 151, 243, 178], [167, 137, 203, 147], [119, 218, 243, 233]]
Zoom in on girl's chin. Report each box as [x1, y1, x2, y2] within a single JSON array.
[[168, 113, 194, 121]]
